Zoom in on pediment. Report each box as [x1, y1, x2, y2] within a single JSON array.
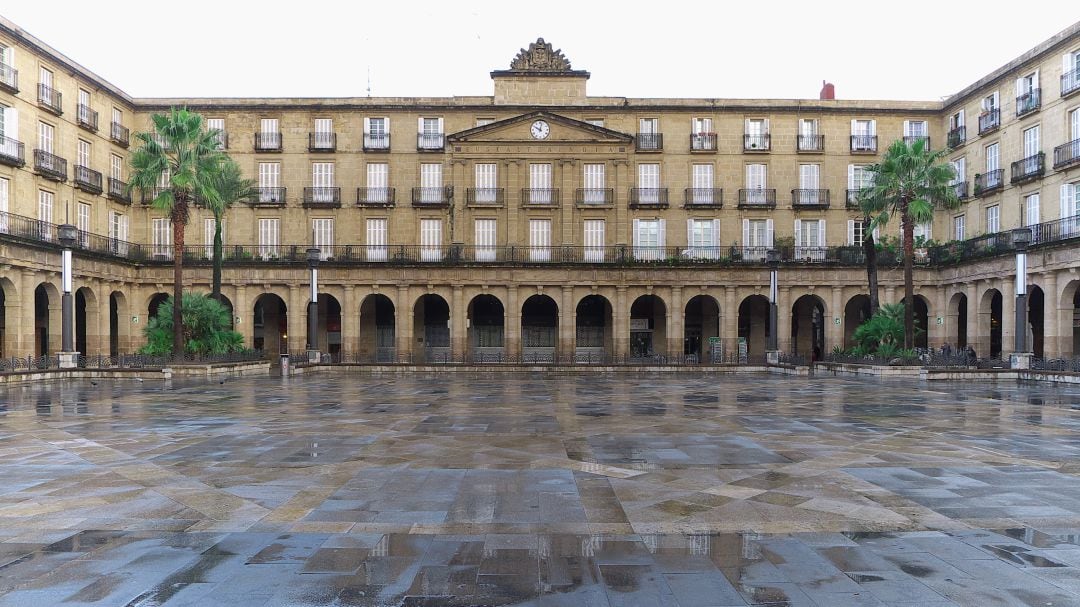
[[447, 112, 631, 144]]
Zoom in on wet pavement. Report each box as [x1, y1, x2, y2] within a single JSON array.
[[1, 374, 1080, 605]]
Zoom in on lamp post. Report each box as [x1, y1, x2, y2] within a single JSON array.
[[57, 221, 78, 368], [766, 248, 780, 364], [1010, 227, 1032, 369], [306, 246, 321, 363]]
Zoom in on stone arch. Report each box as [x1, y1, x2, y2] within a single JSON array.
[[75, 285, 99, 356], [312, 293, 342, 357], [843, 294, 872, 348], [630, 294, 667, 359], [576, 294, 613, 362], [253, 293, 288, 356], [34, 282, 61, 356], [0, 276, 16, 357], [947, 291, 968, 349], [359, 293, 396, 362], [468, 294, 505, 361], [980, 288, 1003, 359], [522, 294, 558, 362], [684, 294, 721, 362], [413, 294, 450, 362], [792, 294, 826, 360], [738, 294, 770, 361], [1027, 284, 1044, 358], [1063, 279, 1080, 357], [900, 295, 931, 350], [147, 292, 170, 320]]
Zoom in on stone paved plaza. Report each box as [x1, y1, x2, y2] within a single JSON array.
[[3, 373, 1080, 605]]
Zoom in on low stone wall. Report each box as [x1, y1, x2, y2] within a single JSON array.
[[163, 361, 270, 378], [814, 362, 925, 378], [309, 363, 781, 374], [1020, 370, 1080, 384], [0, 361, 270, 384]]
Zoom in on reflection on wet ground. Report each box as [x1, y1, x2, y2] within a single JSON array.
[[1, 373, 1080, 604]]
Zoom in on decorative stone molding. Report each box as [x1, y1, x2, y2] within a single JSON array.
[[510, 39, 572, 72]]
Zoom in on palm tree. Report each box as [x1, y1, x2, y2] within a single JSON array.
[[206, 159, 256, 302], [862, 138, 960, 349], [129, 108, 225, 354]]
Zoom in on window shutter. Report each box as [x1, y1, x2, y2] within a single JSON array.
[[1033, 69, 1040, 89], [847, 164, 855, 189], [2, 106, 16, 140], [711, 219, 721, 246], [818, 220, 826, 247], [363, 117, 370, 132], [742, 219, 749, 246], [657, 219, 666, 249], [686, 219, 693, 248], [903, 120, 910, 137], [1015, 76, 1024, 97], [437, 117, 444, 133], [632, 218, 640, 247], [765, 219, 774, 246], [1066, 53, 1073, 78], [794, 219, 802, 247], [847, 220, 855, 245], [957, 109, 964, 127], [850, 119, 857, 135], [1063, 184, 1076, 219], [762, 118, 769, 132], [869, 120, 876, 136]]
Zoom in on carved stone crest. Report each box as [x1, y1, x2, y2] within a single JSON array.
[[510, 38, 572, 72]]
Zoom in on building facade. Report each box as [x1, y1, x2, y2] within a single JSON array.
[[1, 20, 1080, 363]]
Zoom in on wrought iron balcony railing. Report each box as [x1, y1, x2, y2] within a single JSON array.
[[952, 181, 969, 201], [978, 109, 1000, 134], [74, 165, 103, 194], [308, 132, 336, 152], [33, 149, 67, 181], [140, 187, 167, 205], [411, 186, 453, 206], [635, 133, 663, 151], [574, 188, 613, 206], [629, 188, 669, 207], [1063, 69, 1080, 98], [466, 187, 504, 205], [107, 178, 131, 204], [792, 189, 830, 208], [797, 134, 824, 152], [690, 133, 717, 151], [0, 137, 25, 167], [302, 187, 341, 207], [211, 130, 228, 150], [1010, 152, 1044, 184], [947, 126, 966, 148], [417, 133, 445, 151], [521, 188, 560, 206], [0, 62, 17, 93], [850, 135, 877, 153], [364, 133, 390, 151], [76, 104, 98, 132], [903, 135, 929, 148], [683, 188, 723, 207], [1016, 88, 1041, 116], [252, 187, 287, 205], [356, 187, 395, 207], [737, 189, 776, 208], [37, 84, 62, 115], [254, 132, 282, 152], [744, 134, 770, 151], [110, 122, 130, 148], [845, 189, 863, 209], [973, 169, 1004, 196], [1054, 138, 1080, 170]]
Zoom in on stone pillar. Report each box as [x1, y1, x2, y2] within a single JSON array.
[[1001, 280, 1015, 357], [1043, 271, 1060, 358], [884, 285, 896, 305], [397, 285, 412, 361], [560, 286, 575, 360], [669, 285, 683, 358], [777, 286, 791, 352], [506, 285, 520, 360], [966, 281, 979, 354], [827, 286, 843, 352], [450, 160, 466, 244], [21, 270, 36, 356], [560, 159, 575, 245], [933, 286, 947, 348], [288, 285, 305, 355], [452, 285, 466, 360], [342, 285, 357, 355], [613, 160, 629, 245], [94, 281, 108, 356], [723, 286, 737, 348], [506, 160, 521, 247], [2, 283, 21, 357], [615, 286, 629, 359], [234, 285, 251, 348]]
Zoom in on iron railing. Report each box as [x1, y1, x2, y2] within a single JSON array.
[[254, 132, 282, 152], [308, 132, 336, 152], [363, 133, 390, 151], [683, 188, 723, 207], [850, 135, 877, 153], [1016, 88, 1041, 116], [1010, 152, 1044, 184], [0, 209, 143, 259], [737, 189, 776, 208], [33, 149, 67, 181], [37, 83, 62, 114], [903, 135, 929, 147], [417, 133, 445, 150], [797, 134, 824, 152], [466, 187, 504, 205], [521, 188, 560, 206], [356, 187, 395, 206], [252, 187, 287, 205], [690, 133, 717, 151], [110, 122, 130, 148], [1063, 69, 1080, 98], [411, 186, 453, 206], [1054, 138, 1080, 170], [74, 165, 103, 194], [952, 181, 969, 201], [974, 169, 1004, 196], [744, 134, 770, 151], [792, 189, 830, 208], [575, 188, 613, 206], [288, 350, 805, 367], [947, 126, 966, 148], [0, 61, 17, 93], [1032, 357, 1080, 373], [210, 130, 228, 150], [302, 187, 341, 206], [0, 136, 25, 167], [636, 133, 663, 151], [76, 104, 99, 132], [845, 189, 863, 209], [108, 178, 131, 204], [978, 109, 1000, 134], [629, 188, 669, 207]]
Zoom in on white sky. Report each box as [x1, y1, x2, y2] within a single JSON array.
[[4, 1, 1079, 100]]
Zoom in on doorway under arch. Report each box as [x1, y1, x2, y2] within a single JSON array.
[[522, 294, 558, 362], [360, 294, 396, 362], [414, 294, 450, 362], [684, 295, 720, 362], [738, 295, 770, 362], [843, 295, 871, 348], [468, 294, 505, 361], [576, 295, 612, 362], [253, 293, 288, 356], [630, 295, 667, 360]]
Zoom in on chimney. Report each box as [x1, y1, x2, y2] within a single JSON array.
[[820, 80, 835, 100]]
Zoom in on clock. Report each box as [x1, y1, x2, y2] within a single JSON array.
[[530, 120, 550, 140]]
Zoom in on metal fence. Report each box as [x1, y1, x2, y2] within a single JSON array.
[[0, 351, 267, 372], [295, 351, 802, 366]]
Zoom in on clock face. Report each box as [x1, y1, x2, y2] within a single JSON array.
[[530, 120, 550, 139]]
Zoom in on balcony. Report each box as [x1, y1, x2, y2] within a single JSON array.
[[411, 186, 453, 206], [0, 137, 25, 167], [635, 133, 663, 152], [1054, 138, 1080, 170], [1016, 88, 1041, 117], [1010, 152, 1044, 184], [74, 165, 103, 194], [737, 189, 776, 208], [792, 189, 830, 209], [952, 181, 969, 201], [356, 187, 395, 207], [251, 187, 287, 206], [254, 132, 282, 152], [466, 187, 505, 206], [521, 188, 560, 207], [1063, 69, 1080, 98], [690, 133, 717, 152], [947, 126, 966, 148], [211, 131, 228, 150], [140, 187, 166, 205], [629, 188, 669, 208], [33, 149, 67, 181], [845, 189, 864, 210], [107, 178, 131, 204], [903, 135, 929, 148], [973, 169, 1004, 196], [574, 188, 613, 206], [0, 62, 17, 93], [363, 133, 390, 152], [110, 122, 130, 148], [850, 135, 877, 153], [302, 187, 342, 207], [743, 134, 770, 151], [76, 104, 99, 132], [683, 188, 723, 208], [797, 134, 824, 153], [978, 109, 1000, 135], [417, 133, 445, 151], [37, 84, 62, 115], [308, 132, 336, 152]]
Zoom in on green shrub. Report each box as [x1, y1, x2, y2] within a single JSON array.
[[140, 293, 245, 355], [852, 303, 905, 352]]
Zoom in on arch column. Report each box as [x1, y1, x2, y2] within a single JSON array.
[[933, 286, 947, 347], [966, 281, 980, 356], [668, 286, 683, 358], [234, 285, 251, 348], [288, 284, 305, 354], [48, 297, 62, 355], [1044, 272, 1061, 358], [396, 285, 412, 360], [723, 286, 737, 344], [452, 285, 465, 359], [777, 286, 791, 352], [342, 285, 357, 354], [1001, 280, 1015, 356], [827, 286, 842, 350], [615, 286, 629, 358], [559, 287, 574, 359], [885, 285, 896, 305], [20, 270, 36, 355], [506, 285, 520, 360]]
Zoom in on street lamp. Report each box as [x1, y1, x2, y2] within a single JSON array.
[[766, 248, 780, 363], [1011, 227, 1032, 368], [57, 221, 78, 368], [306, 246, 321, 363]]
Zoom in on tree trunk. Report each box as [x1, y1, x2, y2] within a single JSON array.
[[901, 203, 915, 350], [862, 216, 880, 315], [171, 200, 188, 356], [212, 213, 223, 302]]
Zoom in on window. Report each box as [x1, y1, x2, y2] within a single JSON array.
[[260, 119, 279, 148], [38, 121, 54, 153], [38, 190, 53, 235], [1022, 125, 1040, 158], [0, 177, 7, 232], [582, 163, 605, 203], [982, 92, 999, 112], [980, 92, 1000, 132], [795, 218, 825, 261], [637, 118, 660, 150], [258, 218, 279, 259], [1072, 107, 1080, 142], [584, 219, 605, 262], [691, 117, 714, 150], [742, 218, 774, 261], [1065, 50, 1080, 95], [984, 142, 1001, 189], [474, 163, 497, 203], [636, 163, 660, 204], [949, 110, 965, 131], [903, 120, 928, 142], [848, 164, 872, 204], [366, 163, 389, 203], [108, 211, 128, 254], [106, 154, 121, 182], [312, 162, 334, 202], [420, 218, 442, 261], [686, 218, 720, 259], [364, 117, 389, 149], [530, 163, 553, 203], [312, 218, 333, 258], [0, 42, 13, 70], [418, 117, 444, 149], [1061, 181, 1079, 221], [475, 117, 494, 127], [953, 215, 965, 241], [258, 162, 281, 202], [77, 202, 90, 246], [203, 217, 223, 258], [745, 118, 769, 149], [639, 117, 658, 133], [848, 219, 866, 246], [690, 164, 714, 204], [585, 118, 604, 127], [529, 219, 552, 262], [112, 107, 123, 127], [986, 205, 1000, 234], [366, 218, 388, 262], [745, 164, 767, 203], [798, 164, 820, 203], [633, 218, 664, 261], [951, 157, 966, 184], [0, 103, 15, 143], [851, 119, 876, 150], [39, 67, 53, 104], [420, 163, 442, 202], [77, 89, 91, 123], [1016, 71, 1039, 114], [475, 218, 497, 261], [206, 118, 225, 149], [798, 119, 821, 151], [913, 221, 932, 243], [152, 217, 172, 258], [1025, 193, 1040, 227], [77, 139, 90, 167]]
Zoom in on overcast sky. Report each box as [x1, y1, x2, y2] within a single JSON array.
[[3, 1, 1078, 100]]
